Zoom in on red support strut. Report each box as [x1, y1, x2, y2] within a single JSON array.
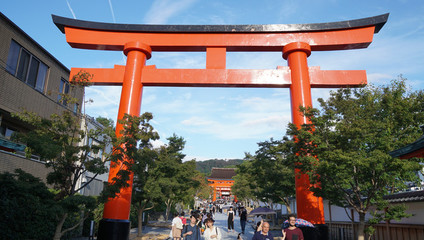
[[98, 42, 151, 239], [283, 42, 325, 224]]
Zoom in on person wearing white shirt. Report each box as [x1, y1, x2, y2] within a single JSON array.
[[203, 218, 221, 240], [171, 212, 183, 240]]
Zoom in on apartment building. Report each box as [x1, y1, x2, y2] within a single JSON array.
[[0, 11, 84, 183]]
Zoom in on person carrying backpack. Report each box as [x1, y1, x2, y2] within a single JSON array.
[[203, 218, 221, 240], [182, 214, 202, 240]]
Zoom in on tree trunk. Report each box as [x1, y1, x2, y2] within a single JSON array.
[[53, 211, 86, 240], [165, 199, 173, 221], [328, 201, 332, 240], [279, 197, 292, 214], [137, 207, 144, 237], [53, 213, 68, 240], [286, 205, 292, 214], [357, 212, 366, 240]]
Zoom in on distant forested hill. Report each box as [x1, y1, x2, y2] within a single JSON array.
[[196, 159, 244, 175]]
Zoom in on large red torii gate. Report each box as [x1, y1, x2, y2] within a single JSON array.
[[53, 13, 388, 239]]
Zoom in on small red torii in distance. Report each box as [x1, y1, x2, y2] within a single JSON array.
[[53, 13, 388, 240]]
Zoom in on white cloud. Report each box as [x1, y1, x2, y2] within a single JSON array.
[[240, 115, 288, 129], [367, 73, 394, 85], [183, 155, 217, 162], [181, 117, 215, 127], [84, 86, 121, 118], [227, 52, 282, 69], [180, 107, 289, 140], [143, 0, 198, 24], [151, 139, 166, 149]]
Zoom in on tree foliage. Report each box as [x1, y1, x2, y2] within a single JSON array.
[[0, 169, 58, 240], [233, 138, 296, 211], [99, 115, 205, 235], [151, 134, 200, 220], [285, 77, 424, 240], [195, 159, 243, 175], [100, 113, 158, 201], [191, 172, 214, 200], [12, 110, 114, 240], [101, 113, 161, 237], [232, 158, 256, 202]]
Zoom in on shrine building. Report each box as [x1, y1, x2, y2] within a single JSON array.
[[207, 168, 237, 201]]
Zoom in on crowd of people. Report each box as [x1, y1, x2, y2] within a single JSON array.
[[171, 205, 222, 240], [169, 201, 305, 240]]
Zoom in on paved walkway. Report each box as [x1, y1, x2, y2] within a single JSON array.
[[130, 211, 257, 239], [210, 211, 255, 239]]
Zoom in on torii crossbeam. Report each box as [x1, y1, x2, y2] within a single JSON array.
[[53, 13, 388, 240]]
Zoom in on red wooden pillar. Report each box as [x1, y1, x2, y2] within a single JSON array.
[[98, 42, 152, 240], [283, 42, 325, 224], [212, 182, 217, 201]]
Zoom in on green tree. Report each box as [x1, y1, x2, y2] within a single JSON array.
[[254, 138, 296, 212], [118, 113, 160, 237], [366, 202, 411, 240], [151, 134, 199, 220], [0, 169, 58, 240], [100, 115, 204, 234], [233, 139, 295, 211], [286, 77, 424, 240], [13, 110, 114, 240], [97, 112, 161, 237], [232, 159, 256, 205], [191, 172, 213, 201], [178, 160, 203, 207]]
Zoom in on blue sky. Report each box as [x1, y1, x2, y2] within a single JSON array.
[[2, 1, 424, 161]]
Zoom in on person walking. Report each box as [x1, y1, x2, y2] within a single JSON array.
[[240, 207, 247, 234], [180, 212, 187, 226], [196, 212, 203, 230], [172, 212, 184, 240], [227, 206, 235, 232], [203, 218, 221, 240], [282, 214, 304, 240], [182, 214, 202, 240]]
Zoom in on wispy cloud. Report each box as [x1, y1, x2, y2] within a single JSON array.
[[84, 86, 121, 118], [66, 0, 76, 19], [108, 0, 116, 23], [143, 0, 198, 24], [177, 92, 292, 140], [180, 114, 287, 140]]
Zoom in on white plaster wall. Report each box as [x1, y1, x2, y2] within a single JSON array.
[[391, 202, 424, 225], [324, 200, 373, 222], [324, 199, 424, 225]]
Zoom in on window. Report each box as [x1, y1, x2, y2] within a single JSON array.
[[87, 138, 93, 157], [6, 40, 20, 74], [0, 124, 16, 140], [73, 103, 79, 113], [58, 78, 70, 106], [6, 40, 48, 93], [87, 138, 103, 159]]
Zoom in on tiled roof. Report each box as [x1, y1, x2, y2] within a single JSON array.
[[390, 127, 424, 158], [208, 168, 236, 180], [383, 190, 424, 203]]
